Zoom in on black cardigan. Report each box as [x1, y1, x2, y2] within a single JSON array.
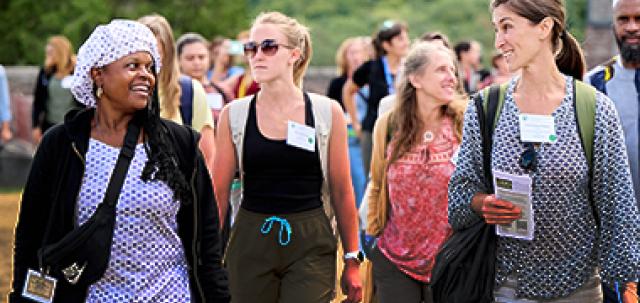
[[10, 108, 230, 302]]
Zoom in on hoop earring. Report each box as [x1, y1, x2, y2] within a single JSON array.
[[96, 86, 103, 99]]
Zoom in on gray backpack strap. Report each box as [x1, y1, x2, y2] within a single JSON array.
[[228, 96, 253, 185], [308, 92, 337, 235]]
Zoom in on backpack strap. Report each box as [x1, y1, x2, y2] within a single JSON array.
[[178, 76, 194, 127], [307, 92, 337, 236], [574, 80, 597, 169], [475, 83, 507, 193], [227, 95, 253, 183], [574, 79, 599, 226], [603, 56, 617, 82], [588, 56, 617, 95]]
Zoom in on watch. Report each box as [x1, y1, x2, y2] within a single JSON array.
[[343, 251, 364, 264]]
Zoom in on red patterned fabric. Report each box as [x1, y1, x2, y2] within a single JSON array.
[[377, 117, 458, 283]]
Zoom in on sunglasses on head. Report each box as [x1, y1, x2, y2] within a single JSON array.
[[243, 39, 295, 58], [519, 142, 538, 171]]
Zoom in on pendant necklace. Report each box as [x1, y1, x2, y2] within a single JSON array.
[[423, 131, 434, 143]]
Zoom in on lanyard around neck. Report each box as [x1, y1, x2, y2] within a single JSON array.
[[381, 56, 395, 95]]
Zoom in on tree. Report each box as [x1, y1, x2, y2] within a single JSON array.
[[0, 0, 587, 67], [0, 0, 249, 65]]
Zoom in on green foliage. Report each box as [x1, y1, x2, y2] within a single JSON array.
[[0, 0, 589, 67], [250, 0, 589, 67], [0, 0, 250, 65]]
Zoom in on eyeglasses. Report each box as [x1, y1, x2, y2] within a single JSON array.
[[243, 39, 295, 58], [519, 142, 538, 171]]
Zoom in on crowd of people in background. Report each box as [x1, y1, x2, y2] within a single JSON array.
[[6, 0, 640, 302]]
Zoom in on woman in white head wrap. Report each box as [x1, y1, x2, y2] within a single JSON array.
[[10, 19, 230, 303]]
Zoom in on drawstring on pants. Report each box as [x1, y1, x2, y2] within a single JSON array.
[[260, 216, 292, 246]]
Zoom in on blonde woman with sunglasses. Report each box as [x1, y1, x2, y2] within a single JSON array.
[[214, 11, 362, 303]]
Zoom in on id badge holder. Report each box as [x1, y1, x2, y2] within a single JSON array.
[[22, 269, 57, 303]]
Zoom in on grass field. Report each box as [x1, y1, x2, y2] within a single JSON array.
[[0, 192, 20, 301]]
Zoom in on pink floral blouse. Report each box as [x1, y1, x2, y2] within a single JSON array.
[[377, 116, 458, 283]]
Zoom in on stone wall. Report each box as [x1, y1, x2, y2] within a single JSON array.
[[583, 0, 616, 69], [1, 66, 37, 188]]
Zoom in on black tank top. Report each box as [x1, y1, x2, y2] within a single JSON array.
[[241, 93, 323, 214]]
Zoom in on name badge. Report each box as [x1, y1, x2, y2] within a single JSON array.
[[286, 120, 316, 152], [22, 269, 56, 303], [519, 114, 557, 143], [206, 93, 224, 110], [60, 76, 74, 89]]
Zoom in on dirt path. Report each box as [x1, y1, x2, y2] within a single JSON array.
[[0, 192, 20, 301]]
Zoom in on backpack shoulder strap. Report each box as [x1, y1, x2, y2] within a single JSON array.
[[178, 75, 194, 127], [307, 92, 333, 180], [574, 79, 597, 169], [475, 83, 507, 193], [574, 79, 599, 226], [482, 83, 508, 130], [228, 95, 253, 179], [603, 55, 618, 82], [307, 92, 338, 236]]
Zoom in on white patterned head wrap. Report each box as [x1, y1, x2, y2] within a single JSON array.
[[71, 19, 161, 107]]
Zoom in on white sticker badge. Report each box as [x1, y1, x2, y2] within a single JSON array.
[[519, 114, 557, 143], [206, 93, 224, 110], [286, 120, 316, 152]]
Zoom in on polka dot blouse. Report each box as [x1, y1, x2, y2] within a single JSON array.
[[77, 138, 191, 302]]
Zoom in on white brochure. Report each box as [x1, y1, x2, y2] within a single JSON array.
[[519, 114, 557, 143], [493, 169, 535, 240]]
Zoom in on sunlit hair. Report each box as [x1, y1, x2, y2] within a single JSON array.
[[237, 30, 250, 42], [388, 42, 467, 165], [490, 0, 585, 79], [45, 35, 76, 77], [335, 36, 372, 76], [138, 14, 182, 120], [252, 11, 312, 88]]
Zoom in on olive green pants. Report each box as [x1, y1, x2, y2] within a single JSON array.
[[225, 207, 337, 303]]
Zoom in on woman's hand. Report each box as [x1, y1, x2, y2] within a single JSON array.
[[341, 261, 362, 303], [1, 122, 12, 142], [471, 193, 522, 225], [623, 282, 638, 303]]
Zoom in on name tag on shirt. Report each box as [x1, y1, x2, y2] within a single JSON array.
[[60, 76, 74, 89], [519, 114, 557, 143], [286, 120, 316, 152], [22, 269, 56, 303], [206, 93, 224, 110]]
